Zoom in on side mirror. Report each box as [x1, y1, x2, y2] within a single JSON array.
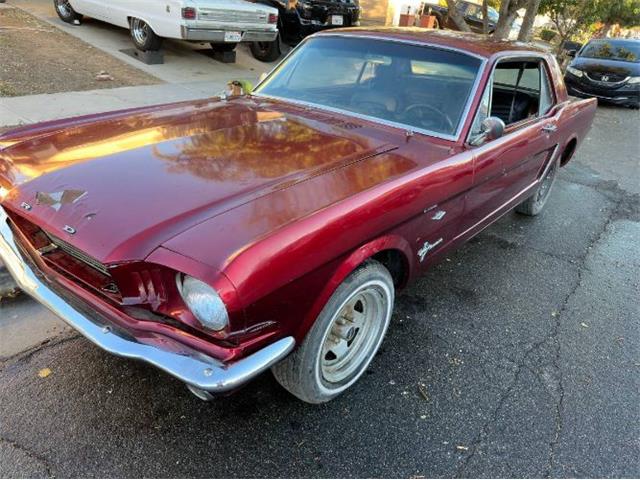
[[566, 49, 576, 57], [470, 116, 505, 146]]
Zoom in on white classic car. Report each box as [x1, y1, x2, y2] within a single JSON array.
[[53, 0, 279, 52]]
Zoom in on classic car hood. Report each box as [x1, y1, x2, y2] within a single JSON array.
[[0, 97, 394, 263]]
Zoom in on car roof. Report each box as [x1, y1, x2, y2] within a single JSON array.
[[315, 28, 548, 59]]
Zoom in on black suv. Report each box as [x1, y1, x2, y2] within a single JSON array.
[[251, 0, 360, 62], [564, 38, 640, 108]]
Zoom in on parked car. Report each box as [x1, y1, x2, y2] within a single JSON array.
[[249, 0, 361, 62], [424, 0, 499, 33], [564, 38, 640, 108], [53, 0, 278, 53], [0, 29, 596, 404]]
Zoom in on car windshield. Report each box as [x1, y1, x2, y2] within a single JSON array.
[[254, 36, 483, 137], [579, 40, 640, 63]]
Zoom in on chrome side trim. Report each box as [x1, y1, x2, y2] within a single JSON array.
[[252, 34, 488, 143], [0, 207, 294, 393]]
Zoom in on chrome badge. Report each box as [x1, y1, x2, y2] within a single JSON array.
[[63, 225, 77, 235], [418, 238, 443, 262]]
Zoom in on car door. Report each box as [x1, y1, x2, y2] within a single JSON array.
[[462, 56, 559, 236]]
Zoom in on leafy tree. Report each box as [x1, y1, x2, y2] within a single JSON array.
[[595, 0, 640, 36], [539, 0, 601, 52]]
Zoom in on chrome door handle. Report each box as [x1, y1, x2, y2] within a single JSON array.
[[541, 124, 557, 133]]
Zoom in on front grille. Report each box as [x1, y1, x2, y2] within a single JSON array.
[[585, 72, 628, 84], [44, 231, 109, 276], [198, 8, 267, 23], [6, 211, 121, 301]]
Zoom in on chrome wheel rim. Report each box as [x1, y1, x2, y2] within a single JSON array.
[[319, 283, 389, 385], [536, 161, 557, 203], [55, 0, 72, 17], [131, 18, 149, 45]]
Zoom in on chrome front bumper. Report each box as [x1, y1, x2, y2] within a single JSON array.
[[180, 26, 277, 42], [0, 207, 294, 394]]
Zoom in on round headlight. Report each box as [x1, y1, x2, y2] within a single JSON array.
[[177, 275, 229, 331]]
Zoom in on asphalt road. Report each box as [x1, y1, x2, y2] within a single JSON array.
[[0, 105, 638, 478]]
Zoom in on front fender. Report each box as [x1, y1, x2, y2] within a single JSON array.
[[294, 234, 414, 340]]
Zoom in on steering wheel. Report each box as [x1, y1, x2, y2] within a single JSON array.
[[400, 104, 455, 133]]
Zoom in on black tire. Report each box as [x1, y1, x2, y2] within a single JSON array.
[[53, 0, 82, 24], [433, 14, 444, 29], [250, 37, 281, 62], [129, 17, 163, 51], [516, 157, 559, 216], [272, 260, 394, 404], [210, 42, 238, 52]]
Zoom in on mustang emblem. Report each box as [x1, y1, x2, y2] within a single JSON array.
[[35, 189, 87, 211]]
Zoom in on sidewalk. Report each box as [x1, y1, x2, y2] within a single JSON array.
[[0, 81, 226, 127]]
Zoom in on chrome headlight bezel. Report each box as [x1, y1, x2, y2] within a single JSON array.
[[176, 274, 229, 331], [566, 66, 583, 78], [628, 76, 640, 85]]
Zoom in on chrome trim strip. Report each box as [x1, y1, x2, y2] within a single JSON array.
[[0, 207, 294, 393], [252, 33, 488, 143]]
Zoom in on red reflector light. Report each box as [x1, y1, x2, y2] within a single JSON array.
[[182, 7, 197, 19], [268, 13, 278, 23]]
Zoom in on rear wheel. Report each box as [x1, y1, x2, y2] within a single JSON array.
[[129, 17, 163, 51], [516, 158, 559, 216], [53, 0, 82, 24], [272, 260, 394, 403], [250, 36, 281, 62]]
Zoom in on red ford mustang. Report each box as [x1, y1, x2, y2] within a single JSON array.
[[0, 29, 596, 403]]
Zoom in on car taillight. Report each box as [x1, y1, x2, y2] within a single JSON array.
[[268, 13, 278, 24], [181, 7, 197, 19]]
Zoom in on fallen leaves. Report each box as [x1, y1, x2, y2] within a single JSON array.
[[37, 368, 52, 378]]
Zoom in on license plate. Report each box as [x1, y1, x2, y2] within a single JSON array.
[[224, 31, 242, 42], [331, 15, 343, 25]]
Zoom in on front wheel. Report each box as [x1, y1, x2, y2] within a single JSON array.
[[516, 157, 559, 216], [129, 17, 163, 51], [272, 260, 394, 403], [53, 0, 82, 24]]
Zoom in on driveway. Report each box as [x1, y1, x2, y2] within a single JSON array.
[[8, 0, 283, 84], [0, 105, 638, 478]]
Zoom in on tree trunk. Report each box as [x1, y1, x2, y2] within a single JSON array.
[[517, 0, 541, 42], [492, 0, 516, 39], [482, 0, 489, 34], [445, 0, 472, 32]]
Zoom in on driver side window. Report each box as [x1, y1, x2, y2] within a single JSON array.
[[469, 58, 556, 142]]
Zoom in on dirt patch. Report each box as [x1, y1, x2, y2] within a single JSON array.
[[0, 5, 160, 96]]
